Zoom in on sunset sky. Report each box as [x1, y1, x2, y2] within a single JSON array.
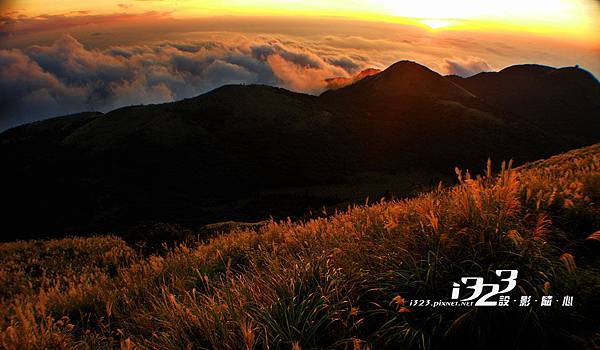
[[1, 0, 599, 129]]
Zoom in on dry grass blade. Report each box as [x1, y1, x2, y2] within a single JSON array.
[[559, 253, 577, 274], [585, 230, 600, 242]]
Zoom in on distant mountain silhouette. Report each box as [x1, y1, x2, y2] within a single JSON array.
[[1, 60, 598, 240], [323, 61, 475, 101], [447, 64, 600, 144], [320, 61, 564, 169]]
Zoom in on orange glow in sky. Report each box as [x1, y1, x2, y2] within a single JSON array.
[[5, 0, 600, 42], [1, 0, 599, 129]]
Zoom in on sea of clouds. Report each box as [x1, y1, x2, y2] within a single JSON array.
[[0, 34, 380, 129], [0, 9, 507, 130], [0, 33, 497, 130]]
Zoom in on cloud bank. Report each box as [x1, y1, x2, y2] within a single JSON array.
[[4, 11, 590, 130], [441, 57, 493, 77], [324, 68, 381, 90], [0, 34, 370, 130]]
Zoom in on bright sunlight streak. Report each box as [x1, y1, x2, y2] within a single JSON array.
[[6, 0, 599, 40], [419, 19, 455, 29], [371, 0, 595, 35]]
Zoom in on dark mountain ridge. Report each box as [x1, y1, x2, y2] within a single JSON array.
[[1, 60, 598, 240], [322, 60, 475, 102], [447, 63, 600, 144]]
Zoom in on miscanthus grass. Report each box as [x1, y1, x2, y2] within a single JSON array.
[[1, 144, 599, 350]]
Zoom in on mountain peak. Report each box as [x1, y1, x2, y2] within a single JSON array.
[[498, 64, 555, 76], [449, 62, 600, 144], [385, 60, 433, 73], [321, 60, 474, 101], [371, 60, 444, 84]]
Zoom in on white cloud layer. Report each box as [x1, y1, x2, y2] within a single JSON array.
[[0, 34, 367, 129]]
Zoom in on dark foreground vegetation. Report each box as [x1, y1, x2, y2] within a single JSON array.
[[1, 144, 599, 349]]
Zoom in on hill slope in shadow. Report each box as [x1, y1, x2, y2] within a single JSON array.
[[447, 64, 600, 144], [1, 60, 598, 240]]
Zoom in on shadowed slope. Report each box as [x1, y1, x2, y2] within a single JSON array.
[[447, 64, 600, 144], [0, 61, 597, 240], [320, 61, 562, 171], [322, 60, 475, 102]]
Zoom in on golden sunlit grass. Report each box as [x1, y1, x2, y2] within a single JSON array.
[[1, 144, 599, 349]]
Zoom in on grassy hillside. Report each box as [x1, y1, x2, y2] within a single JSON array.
[[1, 144, 599, 349]]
